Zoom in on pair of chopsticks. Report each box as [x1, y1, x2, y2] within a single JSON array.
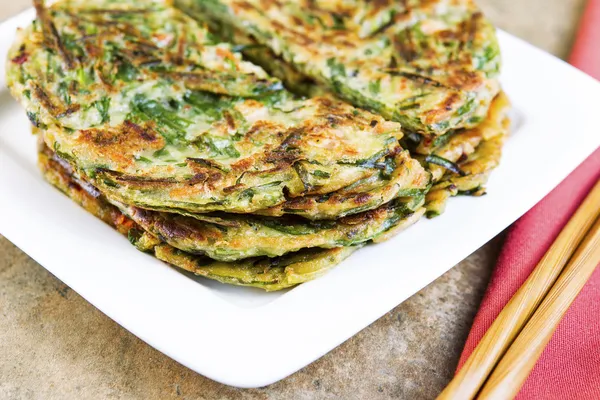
[[438, 179, 600, 400]]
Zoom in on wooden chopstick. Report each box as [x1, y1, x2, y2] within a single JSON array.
[[479, 214, 600, 398], [438, 179, 600, 400]]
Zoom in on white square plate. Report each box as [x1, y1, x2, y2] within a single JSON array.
[[1, 8, 599, 388]]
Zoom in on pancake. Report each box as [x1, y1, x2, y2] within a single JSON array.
[[38, 142, 361, 291], [255, 149, 430, 219], [423, 92, 510, 216], [125, 199, 424, 260], [190, 7, 510, 216], [175, 0, 501, 136], [7, 0, 428, 216], [41, 138, 424, 261], [153, 244, 358, 291]]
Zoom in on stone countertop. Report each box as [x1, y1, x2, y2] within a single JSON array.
[[0, 1, 586, 398]]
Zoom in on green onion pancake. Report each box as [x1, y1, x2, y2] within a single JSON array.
[[176, 0, 501, 136], [423, 92, 510, 217], [40, 141, 424, 261], [8, 0, 428, 216]]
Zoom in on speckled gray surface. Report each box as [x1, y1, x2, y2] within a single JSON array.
[[0, 1, 587, 398]]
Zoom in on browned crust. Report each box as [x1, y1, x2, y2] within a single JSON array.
[[75, 121, 165, 168]]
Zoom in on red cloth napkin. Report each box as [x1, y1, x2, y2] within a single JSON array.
[[455, 1, 600, 399]]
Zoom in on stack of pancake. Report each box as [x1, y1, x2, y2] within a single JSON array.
[[6, 0, 509, 290]]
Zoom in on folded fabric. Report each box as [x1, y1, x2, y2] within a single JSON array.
[[456, 0, 600, 398]]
